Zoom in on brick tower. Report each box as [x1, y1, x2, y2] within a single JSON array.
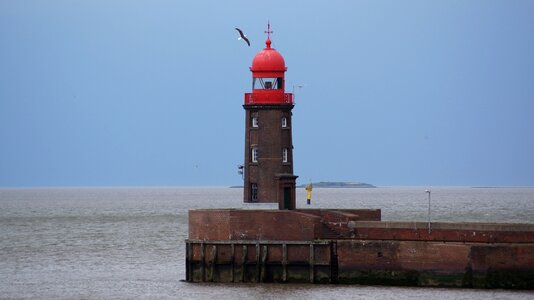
[[243, 23, 297, 209]]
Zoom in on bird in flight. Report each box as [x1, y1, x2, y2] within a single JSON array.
[[235, 28, 250, 46]]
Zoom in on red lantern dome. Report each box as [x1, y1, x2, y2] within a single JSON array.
[[250, 39, 287, 73]]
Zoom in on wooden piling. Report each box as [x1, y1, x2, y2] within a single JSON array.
[[210, 245, 217, 282], [241, 245, 247, 282], [200, 242, 205, 281], [186, 240, 331, 283], [282, 243, 287, 282], [261, 245, 268, 282], [255, 242, 260, 282], [230, 243, 235, 282], [186, 242, 192, 281], [309, 244, 314, 283]]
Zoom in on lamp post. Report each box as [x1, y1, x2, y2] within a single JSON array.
[[292, 84, 304, 102], [425, 189, 431, 234], [237, 164, 244, 179]]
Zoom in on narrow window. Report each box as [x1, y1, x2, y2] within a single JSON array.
[[282, 148, 288, 163], [252, 147, 258, 163], [252, 116, 258, 128], [251, 183, 258, 202], [281, 117, 287, 128]]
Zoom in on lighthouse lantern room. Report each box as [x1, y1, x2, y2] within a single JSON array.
[[243, 23, 297, 209]]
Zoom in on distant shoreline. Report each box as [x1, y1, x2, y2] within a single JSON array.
[[230, 182, 377, 188], [297, 182, 376, 188]]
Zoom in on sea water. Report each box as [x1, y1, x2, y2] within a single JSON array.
[[1, 187, 533, 299]]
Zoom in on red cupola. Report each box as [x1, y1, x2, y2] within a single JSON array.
[[250, 39, 286, 73], [245, 25, 293, 105]]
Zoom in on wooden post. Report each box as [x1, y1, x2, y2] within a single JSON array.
[[241, 245, 247, 282], [260, 245, 268, 282], [330, 241, 339, 284], [255, 242, 260, 283], [309, 244, 314, 283], [282, 243, 287, 282], [210, 245, 217, 282], [186, 242, 192, 281], [230, 243, 235, 282], [200, 242, 205, 282]]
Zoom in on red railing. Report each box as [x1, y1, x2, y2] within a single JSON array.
[[244, 93, 293, 105]]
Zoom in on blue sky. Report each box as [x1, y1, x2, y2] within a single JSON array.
[[1, 1, 533, 187]]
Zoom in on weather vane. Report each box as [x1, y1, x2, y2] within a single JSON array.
[[264, 21, 273, 41]]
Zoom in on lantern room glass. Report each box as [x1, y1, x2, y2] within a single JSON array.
[[253, 77, 283, 90]]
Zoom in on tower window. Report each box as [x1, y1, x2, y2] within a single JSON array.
[[252, 116, 258, 127], [282, 148, 288, 163], [252, 147, 258, 163], [251, 183, 258, 202], [281, 117, 287, 128]]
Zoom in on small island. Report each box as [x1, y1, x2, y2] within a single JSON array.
[[230, 182, 376, 188], [297, 181, 376, 188]]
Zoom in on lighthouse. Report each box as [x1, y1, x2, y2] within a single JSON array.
[[243, 24, 297, 209], [187, 24, 534, 288]]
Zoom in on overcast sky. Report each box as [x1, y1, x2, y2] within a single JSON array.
[[1, 1, 533, 187]]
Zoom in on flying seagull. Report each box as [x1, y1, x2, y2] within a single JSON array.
[[235, 28, 250, 46]]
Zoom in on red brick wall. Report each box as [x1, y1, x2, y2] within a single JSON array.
[[189, 209, 322, 241], [337, 240, 534, 278], [295, 209, 381, 221], [188, 209, 534, 287], [470, 244, 534, 272], [189, 210, 231, 240], [351, 221, 534, 243], [243, 105, 294, 203]]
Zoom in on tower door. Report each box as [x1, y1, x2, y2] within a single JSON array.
[[283, 187, 291, 209]]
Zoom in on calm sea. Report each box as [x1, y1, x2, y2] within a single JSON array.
[[1, 187, 533, 299]]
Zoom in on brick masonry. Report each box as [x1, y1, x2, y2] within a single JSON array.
[[336, 240, 534, 288], [187, 208, 534, 288], [189, 209, 382, 241], [243, 105, 294, 204]]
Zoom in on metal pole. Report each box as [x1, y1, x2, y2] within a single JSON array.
[[292, 84, 303, 103], [425, 190, 431, 234]]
